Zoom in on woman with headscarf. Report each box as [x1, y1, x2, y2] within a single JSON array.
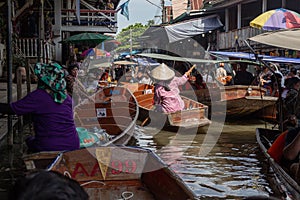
[[0, 62, 80, 152], [150, 63, 194, 113]]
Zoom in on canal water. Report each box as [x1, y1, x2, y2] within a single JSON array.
[[133, 118, 282, 200]]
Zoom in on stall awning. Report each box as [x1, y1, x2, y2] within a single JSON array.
[[140, 15, 223, 44], [249, 28, 300, 51], [165, 14, 223, 43], [209, 51, 300, 64]]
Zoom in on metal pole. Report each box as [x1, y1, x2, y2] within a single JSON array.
[[41, 0, 45, 62], [130, 28, 132, 58], [244, 39, 284, 132], [161, 0, 165, 24], [282, 0, 286, 8], [6, 0, 13, 148]]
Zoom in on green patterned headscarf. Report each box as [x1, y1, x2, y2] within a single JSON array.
[[34, 62, 67, 104]]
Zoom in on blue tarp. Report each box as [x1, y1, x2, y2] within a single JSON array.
[[133, 57, 160, 67], [209, 51, 300, 64]]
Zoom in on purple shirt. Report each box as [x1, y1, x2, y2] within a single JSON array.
[[10, 89, 79, 152], [154, 75, 188, 113]]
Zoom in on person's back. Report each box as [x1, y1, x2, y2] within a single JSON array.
[[0, 62, 80, 152], [11, 89, 79, 152], [154, 76, 187, 113], [234, 65, 254, 85], [151, 63, 194, 113]]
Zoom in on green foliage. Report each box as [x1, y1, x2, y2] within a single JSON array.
[[115, 23, 149, 52]]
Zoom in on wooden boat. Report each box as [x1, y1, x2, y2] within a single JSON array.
[[256, 128, 300, 200], [23, 146, 198, 200], [73, 86, 139, 146], [180, 85, 278, 118], [22, 86, 139, 171], [121, 82, 211, 130], [137, 53, 278, 119]]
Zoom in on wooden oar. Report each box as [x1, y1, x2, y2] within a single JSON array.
[[140, 117, 150, 127], [185, 64, 196, 76]]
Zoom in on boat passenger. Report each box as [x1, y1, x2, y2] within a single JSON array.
[[233, 63, 254, 85], [134, 70, 152, 84], [258, 66, 272, 87], [282, 77, 300, 129], [10, 170, 88, 200], [286, 67, 299, 79], [216, 62, 232, 85], [0, 62, 80, 153], [269, 73, 284, 97], [282, 127, 300, 182], [65, 62, 88, 104], [150, 63, 193, 113]]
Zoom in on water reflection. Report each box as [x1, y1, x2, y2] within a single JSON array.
[[134, 119, 278, 199]]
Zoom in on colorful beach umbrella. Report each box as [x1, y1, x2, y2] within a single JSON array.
[[250, 8, 300, 30], [81, 48, 110, 57]]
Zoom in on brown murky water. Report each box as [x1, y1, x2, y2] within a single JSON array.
[[134, 118, 282, 200], [0, 118, 283, 200]]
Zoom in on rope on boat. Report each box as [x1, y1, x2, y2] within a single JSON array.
[[80, 180, 106, 187], [63, 171, 72, 178], [119, 191, 134, 200]]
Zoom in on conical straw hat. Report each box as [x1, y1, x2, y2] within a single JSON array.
[[150, 63, 175, 81]]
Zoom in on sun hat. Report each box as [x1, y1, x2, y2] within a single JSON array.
[[150, 63, 175, 81], [34, 62, 67, 104]]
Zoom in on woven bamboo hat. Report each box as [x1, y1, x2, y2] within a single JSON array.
[[150, 63, 175, 81]]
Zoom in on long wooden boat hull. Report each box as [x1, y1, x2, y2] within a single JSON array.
[[122, 83, 211, 130], [224, 96, 278, 118], [73, 86, 139, 146], [256, 128, 300, 200], [24, 146, 198, 200], [180, 85, 277, 118]]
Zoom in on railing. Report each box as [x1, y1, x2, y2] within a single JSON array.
[[61, 9, 117, 28], [217, 26, 265, 50], [14, 38, 55, 62]]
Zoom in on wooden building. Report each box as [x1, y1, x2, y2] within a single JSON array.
[[0, 0, 121, 78], [143, 0, 300, 58]]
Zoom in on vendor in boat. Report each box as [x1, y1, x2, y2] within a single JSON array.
[[65, 63, 90, 105], [150, 63, 194, 113], [0, 62, 80, 152]]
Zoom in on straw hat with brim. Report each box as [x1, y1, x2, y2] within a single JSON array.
[[150, 63, 175, 81]]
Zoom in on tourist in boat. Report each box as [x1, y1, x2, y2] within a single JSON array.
[[202, 69, 214, 84], [282, 127, 300, 183], [134, 70, 152, 84], [286, 67, 299, 79], [150, 63, 194, 113], [258, 66, 272, 87], [216, 62, 232, 85], [282, 77, 300, 129], [266, 72, 284, 97], [0, 62, 80, 152], [233, 63, 254, 85]]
